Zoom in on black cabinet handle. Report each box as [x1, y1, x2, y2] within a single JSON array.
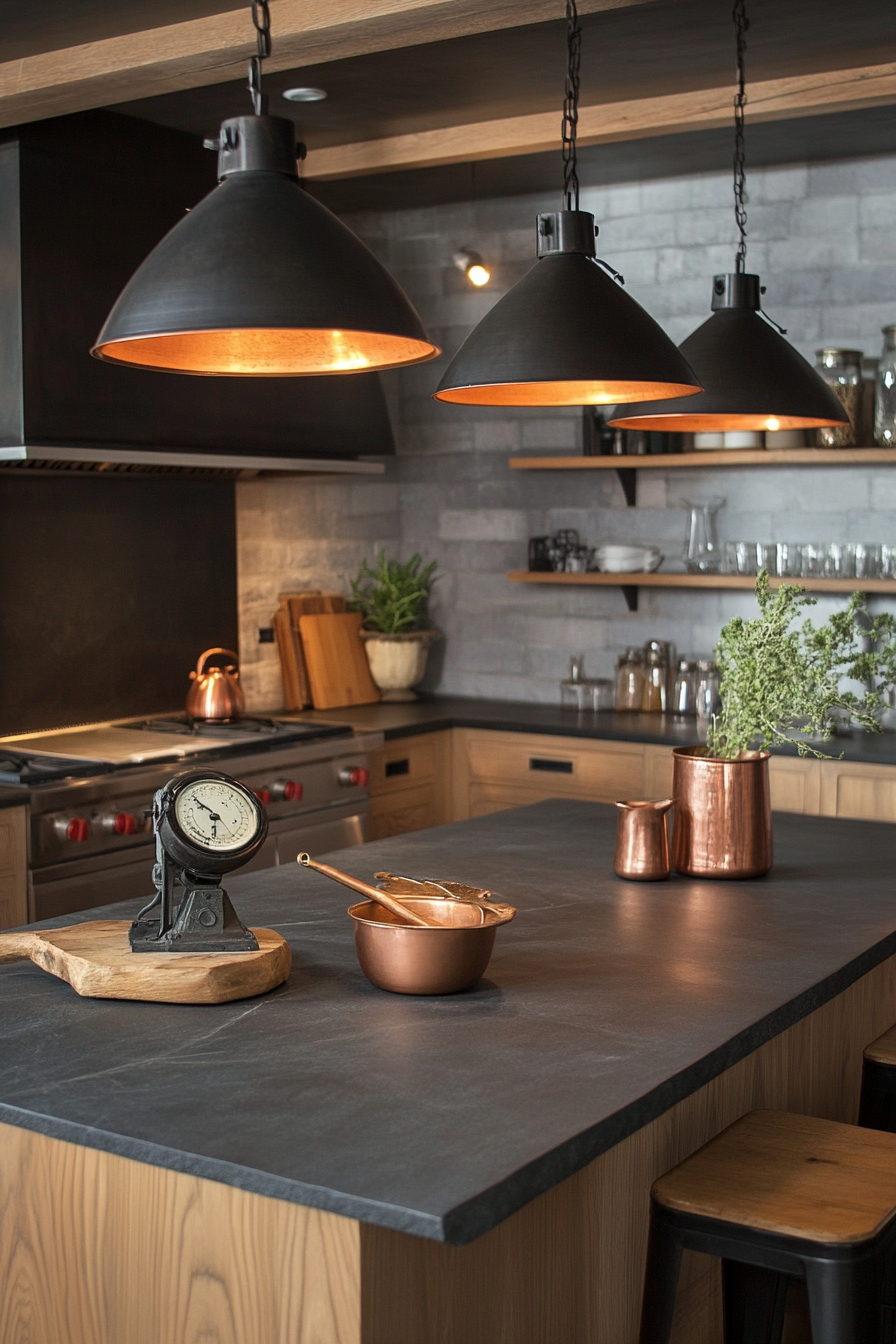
[[529, 757, 574, 774], [385, 758, 410, 778]]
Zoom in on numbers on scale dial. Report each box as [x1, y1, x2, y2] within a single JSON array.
[[174, 780, 259, 852]]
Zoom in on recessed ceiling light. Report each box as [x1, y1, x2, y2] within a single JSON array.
[[282, 87, 328, 103]]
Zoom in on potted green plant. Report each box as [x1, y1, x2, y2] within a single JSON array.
[[350, 550, 440, 701], [673, 572, 896, 878]]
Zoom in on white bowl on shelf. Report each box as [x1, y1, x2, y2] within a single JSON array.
[[594, 545, 663, 574]]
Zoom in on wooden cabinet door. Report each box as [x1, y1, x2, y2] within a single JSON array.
[[457, 729, 646, 816], [768, 756, 821, 815], [820, 761, 896, 822]]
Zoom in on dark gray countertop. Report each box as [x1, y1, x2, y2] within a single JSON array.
[[1, 801, 895, 1245], [275, 694, 896, 765]]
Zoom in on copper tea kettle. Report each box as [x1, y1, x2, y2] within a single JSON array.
[[186, 648, 246, 721]]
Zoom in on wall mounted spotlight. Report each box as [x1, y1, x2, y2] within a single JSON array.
[[282, 87, 328, 102], [453, 250, 491, 287]]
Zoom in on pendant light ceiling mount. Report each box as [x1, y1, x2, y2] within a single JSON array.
[[91, 0, 439, 377], [611, 0, 847, 434], [433, 0, 701, 408]]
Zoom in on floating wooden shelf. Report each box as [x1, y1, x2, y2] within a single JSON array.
[[508, 570, 896, 613], [509, 449, 894, 470]]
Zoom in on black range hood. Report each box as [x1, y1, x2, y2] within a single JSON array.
[[0, 111, 394, 474]]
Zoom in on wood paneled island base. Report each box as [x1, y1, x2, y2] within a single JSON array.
[[3, 949, 893, 1344]]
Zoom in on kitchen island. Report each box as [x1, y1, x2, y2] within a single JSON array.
[[2, 799, 896, 1343]]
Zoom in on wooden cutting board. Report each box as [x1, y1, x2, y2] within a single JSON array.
[[298, 611, 381, 710], [0, 921, 291, 1004]]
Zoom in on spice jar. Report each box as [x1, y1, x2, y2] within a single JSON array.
[[641, 646, 668, 713], [615, 648, 644, 712], [875, 326, 896, 448], [815, 348, 862, 447]]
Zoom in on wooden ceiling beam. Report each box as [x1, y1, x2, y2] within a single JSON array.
[[304, 60, 896, 179], [0, 0, 654, 130]]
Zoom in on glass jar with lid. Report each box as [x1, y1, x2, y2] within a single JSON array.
[[815, 348, 862, 447], [875, 326, 896, 448], [614, 648, 644, 712], [641, 646, 668, 713], [560, 655, 590, 711]]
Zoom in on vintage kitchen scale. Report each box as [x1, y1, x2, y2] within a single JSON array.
[[0, 770, 291, 1004]]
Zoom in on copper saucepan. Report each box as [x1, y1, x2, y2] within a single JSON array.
[[297, 854, 516, 995]]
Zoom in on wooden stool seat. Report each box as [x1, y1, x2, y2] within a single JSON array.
[[864, 1024, 896, 1068], [640, 1109, 896, 1344], [860, 1024, 896, 1132], [653, 1109, 896, 1244]]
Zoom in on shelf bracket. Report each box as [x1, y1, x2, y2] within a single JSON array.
[[616, 467, 637, 507], [621, 585, 639, 612]]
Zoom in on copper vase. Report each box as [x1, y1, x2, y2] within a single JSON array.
[[614, 799, 673, 880], [671, 746, 772, 879]]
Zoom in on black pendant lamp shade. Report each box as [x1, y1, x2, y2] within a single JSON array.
[[92, 116, 439, 376], [433, 211, 701, 406], [610, 273, 849, 432]]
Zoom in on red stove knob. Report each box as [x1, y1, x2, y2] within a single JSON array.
[[338, 766, 369, 788], [66, 818, 91, 842], [283, 779, 303, 801], [255, 788, 271, 806], [112, 812, 136, 836]]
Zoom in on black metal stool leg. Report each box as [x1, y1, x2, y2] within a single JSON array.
[[805, 1255, 882, 1344], [638, 1214, 682, 1344], [722, 1260, 789, 1344]]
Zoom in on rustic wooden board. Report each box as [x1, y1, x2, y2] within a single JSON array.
[[298, 611, 381, 711], [0, 921, 291, 1004]]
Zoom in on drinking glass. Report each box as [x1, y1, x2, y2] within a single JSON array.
[[734, 542, 758, 576], [756, 543, 776, 574], [824, 542, 848, 578], [881, 545, 896, 579], [774, 542, 799, 577], [799, 543, 825, 578], [721, 541, 738, 575], [852, 544, 882, 579]]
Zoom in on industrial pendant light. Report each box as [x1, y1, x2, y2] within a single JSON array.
[[433, 0, 701, 407], [611, 0, 847, 434], [91, 2, 439, 376]]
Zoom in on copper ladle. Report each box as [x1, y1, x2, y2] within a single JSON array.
[[297, 853, 445, 927]]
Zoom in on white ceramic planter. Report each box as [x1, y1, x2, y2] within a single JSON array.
[[359, 629, 439, 701]]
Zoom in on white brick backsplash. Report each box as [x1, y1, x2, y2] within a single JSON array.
[[238, 150, 896, 705], [438, 510, 529, 542]]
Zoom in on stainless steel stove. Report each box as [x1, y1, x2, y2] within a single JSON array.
[[0, 715, 382, 922]]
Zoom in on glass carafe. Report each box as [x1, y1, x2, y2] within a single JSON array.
[[875, 326, 896, 448], [683, 497, 724, 574]]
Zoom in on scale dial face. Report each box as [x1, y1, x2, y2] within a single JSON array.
[[174, 777, 262, 854]]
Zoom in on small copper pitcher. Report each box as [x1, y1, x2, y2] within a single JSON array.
[[614, 799, 674, 881]]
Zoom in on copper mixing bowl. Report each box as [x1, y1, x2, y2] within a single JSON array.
[[348, 896, 516, 995]]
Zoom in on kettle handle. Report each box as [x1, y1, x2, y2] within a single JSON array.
[[195, 647, 240, 676]]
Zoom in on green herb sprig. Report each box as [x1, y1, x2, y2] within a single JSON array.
[[707, 570, 896, 760], [349, 550, 439, 635]]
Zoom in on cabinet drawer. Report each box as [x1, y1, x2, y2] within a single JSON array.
[[368, 785, 438, 840], [466, 731, 644, 803], [369, 736, 438, 796]]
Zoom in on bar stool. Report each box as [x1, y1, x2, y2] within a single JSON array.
[[860, 1024, 896, 1133], [638, 1109, 896, 1344]]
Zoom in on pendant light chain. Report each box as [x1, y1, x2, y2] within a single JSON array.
[[732, 0, 750, 273], [562, 0, 583, 211], [249, 0, 272, 116]]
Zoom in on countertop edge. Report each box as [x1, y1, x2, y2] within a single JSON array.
[[0, 1103, 448, 1241]]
